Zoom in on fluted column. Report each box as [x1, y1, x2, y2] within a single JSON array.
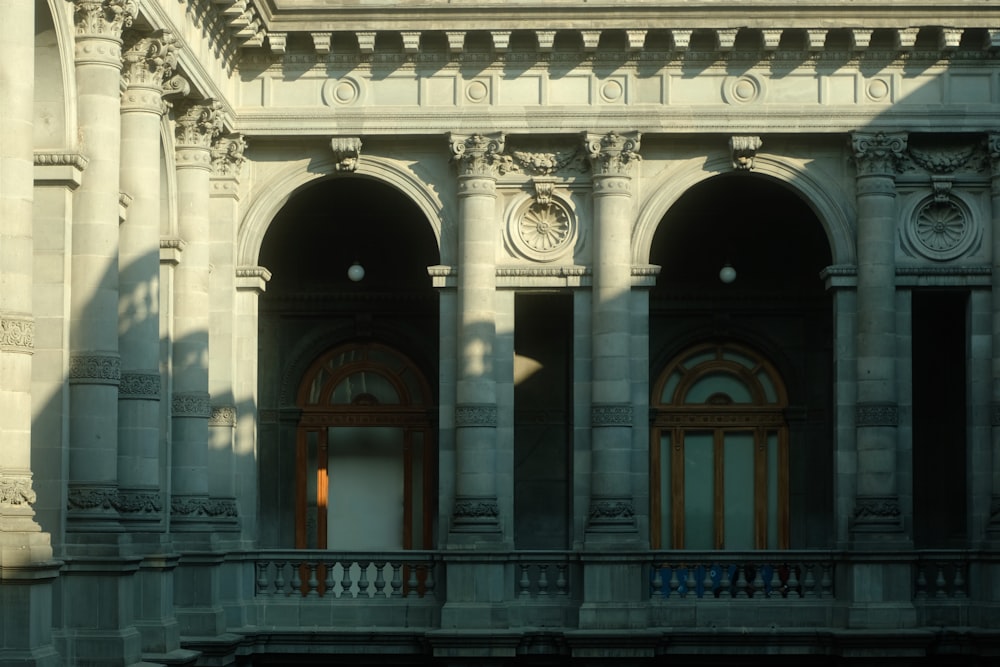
[[987, 133, 1000, 538], [66, 0, 137, 534], [448, 133, 504, 538], [118, 29, 177, 532], [583, 131, 641, 538], [850, 131, 907, 542], [170, 99, 222, 533]]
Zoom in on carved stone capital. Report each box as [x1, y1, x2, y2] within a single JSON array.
[[856, 402, 898, 427], [174, 99, 224, 149], [71, 0, 137, 39], [119, 371, 160, 399], [121, 29, 178, 94], [212, 134, 247, 178], [0, 315, 34, 353], [730, 135, 763, 171], [172, 391, 211, 417], [584, 131, 642, 177], [0, 477, 37, 508], [455, 404, 498, 427], [330, 137, 362, 172], [450, 132, 508, 179], [591, 404, 633, 427], [988, 133, 1000, 184], [69, 353, 121, 385], [851, 131, 907, 178]]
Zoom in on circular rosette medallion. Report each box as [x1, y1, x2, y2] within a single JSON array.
[[902, 194, 979, 262], [508, 198, 576, 262]]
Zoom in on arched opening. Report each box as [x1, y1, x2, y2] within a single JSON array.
[[651, 341, 788, 550], [256, 176, 440, 549], [295, 342, 435, 550], [649, 173, 834, 548]]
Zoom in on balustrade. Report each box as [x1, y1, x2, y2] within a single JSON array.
[[649, 552, 835, 600], [513, 554, 574, 598], [254, 551, 437, 599], [914, 552, 969, 600]]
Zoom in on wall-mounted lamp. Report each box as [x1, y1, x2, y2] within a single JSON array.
[[347, 261, 365, 282], [719, 263, 737, 284]]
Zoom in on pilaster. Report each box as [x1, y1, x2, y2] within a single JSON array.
[[986, 133, 1000, 541]]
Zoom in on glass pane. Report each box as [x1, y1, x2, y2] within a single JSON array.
[[308, 369, 326, 404], [721, 349, 755, 370], [659, 431, 671, 548], [683, 350, 716, 368], [327, 426, 405, 550], [306, 430, 318, 549], [684, 371, 753, 404], [330, 371, 401, 405], [660, 370, 682, 404], [723, 431, 754, 550], [767, 431, 779, 549], [757, 371, 778, 403], [683, 431, 714, 550]]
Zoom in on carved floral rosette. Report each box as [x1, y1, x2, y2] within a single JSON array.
[[900, 191, 980, 262], [505, 192, 578, 263]]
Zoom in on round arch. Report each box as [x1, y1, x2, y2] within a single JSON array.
[[237, 154, 451, 269], [633, 153, 856, 267], [35, 0, 77, 149]]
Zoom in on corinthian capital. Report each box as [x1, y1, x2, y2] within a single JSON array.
[[122, 29, 178, 89], [449, 132, 508, 178], [988, 133, 1000, 180], [175, 99, 224, 148], [71, 0, 137, 38], [851, 131, 907, 177], [212, 134, 248, 177], [584, 131, 642, 176]]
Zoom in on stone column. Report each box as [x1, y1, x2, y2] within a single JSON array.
[[118, 29, 177, 533], [987, 133, 1000, 539], [849, 131, 907, 542], [207, 135, 247, 542], [583, 131, 641, 539], [66, 0, 137, 534], [170, 99, 222, 535], [0, 1, 60, 664], [447, 133, 505, 540]]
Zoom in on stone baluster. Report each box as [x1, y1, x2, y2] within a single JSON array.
[[0, 1, 61, 664], [448, 132, 505, 538], [170, 98, 222, 532], [583, 131, 641, 539], [849, 131, 907, 541]]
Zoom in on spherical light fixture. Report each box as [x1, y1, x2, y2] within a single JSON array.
[[719, 263, 737, 284], [347, 261, 365, 282]]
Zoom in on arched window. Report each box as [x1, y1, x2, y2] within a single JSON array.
[[295, 342, 434, 551], [651, 342, 789, 550]]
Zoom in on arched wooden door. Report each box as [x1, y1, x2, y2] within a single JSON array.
[[651, 342, 789, 550], [295, 342, 434, 551]]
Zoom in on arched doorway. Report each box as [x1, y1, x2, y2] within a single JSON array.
[[295, 342, 435, 550], [651, 341, 789, 550]]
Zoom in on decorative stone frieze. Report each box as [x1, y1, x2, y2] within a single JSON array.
[[591, 404, 633, 427], [172, 391, 212, 417], [588, 499, 636, 522], [67, 486, 118, 511], [115, 489, 163, 513], [907, 139, 979, 175], [0, 315, 34, 353], [33, 151, 89, 171], [855, 403, 898, 427], [0, 477, 37, 507], [69, 353, 121, 385], [730, 135, 763, 171], [70, 0, 137, 38], [455, 404, 498, 427], [452, 498, 500, 519], [508, 148, 586, 177], [851, 132, 908, 177], [583, 131, 641, 177], [851, 496, 903, 529], [212, 133, 247, 177], [330, 137, 362, 172], [119, 372, 160, 399], [210, 405, 237, 427], [450, 132, 508, 178], [170, 496, 238, 517]]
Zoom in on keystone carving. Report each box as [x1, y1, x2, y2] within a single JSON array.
[[730, 135, 763, 171], [330, 137, 362, 172]]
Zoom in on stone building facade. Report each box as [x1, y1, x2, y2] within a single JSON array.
[[3, 0, 1000, 665]]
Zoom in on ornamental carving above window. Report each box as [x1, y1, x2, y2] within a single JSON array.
[[507, 197, 577, 262], [901, 193, 980, 262]]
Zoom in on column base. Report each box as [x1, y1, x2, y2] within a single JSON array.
[[0, 555, 61, 667]]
